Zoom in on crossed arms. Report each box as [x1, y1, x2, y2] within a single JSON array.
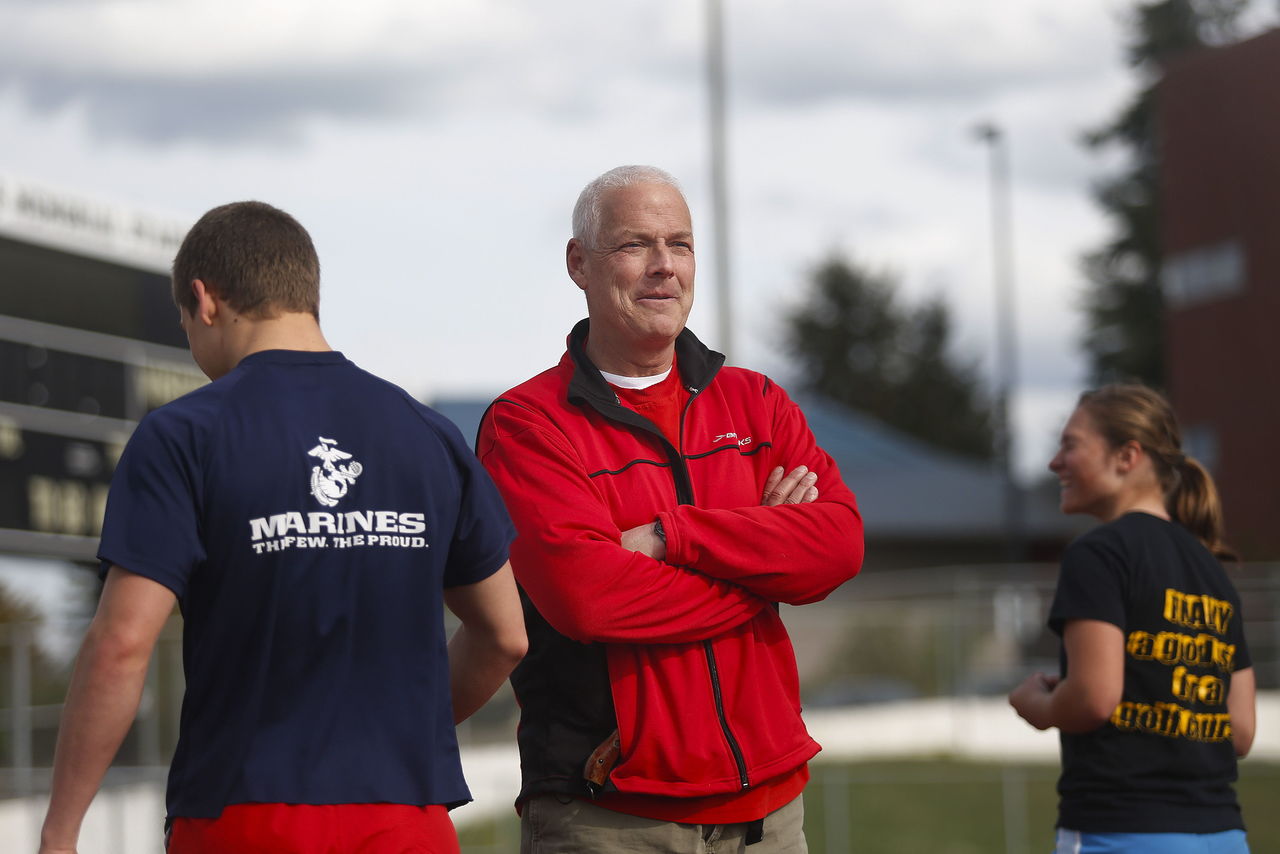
[[478, 396, 864, 646], [621, 463, 822, 558]]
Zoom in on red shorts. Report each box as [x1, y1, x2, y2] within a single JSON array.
[[167, 803, 460, 854]]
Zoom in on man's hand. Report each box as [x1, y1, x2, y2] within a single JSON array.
[[761, 465, 818, 506], [1008, 671, 1060, 730], [621, 521, 666, 561]]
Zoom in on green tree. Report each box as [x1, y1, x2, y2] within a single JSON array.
[[1082, 0, 1250, 386], [783, 255, 995, 459], [0, 582, 65, 717]]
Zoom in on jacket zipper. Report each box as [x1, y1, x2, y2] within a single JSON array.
[[584, 360, 752, 791], [679, 385, 750, 790], [703, 640, 751, 789]]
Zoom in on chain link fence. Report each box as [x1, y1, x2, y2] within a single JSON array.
[[2, 560, 1277, 852]]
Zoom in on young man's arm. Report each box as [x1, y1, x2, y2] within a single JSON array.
[[40, 567, 176, 854], [443, 561, 527, 724]]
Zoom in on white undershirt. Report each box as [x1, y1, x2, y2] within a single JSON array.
[[599, 367, 672, 390]]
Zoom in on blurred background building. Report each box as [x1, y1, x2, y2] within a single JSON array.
[[433, 395, 1083, 570], [1159, 27, 1280, 560], [0, 176, 204, 561]]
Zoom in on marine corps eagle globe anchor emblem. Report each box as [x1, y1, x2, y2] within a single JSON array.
[[308, 436, 363, 507]]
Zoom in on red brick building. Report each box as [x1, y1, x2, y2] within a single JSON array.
[[1159, 28, 1280, 559]]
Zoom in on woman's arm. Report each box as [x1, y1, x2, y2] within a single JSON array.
[[1010, 619, 1124, 732], [1228, 666, 1256, 757]]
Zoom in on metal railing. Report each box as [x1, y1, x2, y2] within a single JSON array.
[[2, 561, 1277, 852]]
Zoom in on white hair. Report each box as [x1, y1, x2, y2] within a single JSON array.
[[571, 165, 686, 249]]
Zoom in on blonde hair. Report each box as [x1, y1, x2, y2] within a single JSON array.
[[1077, 384, 1234, 559]]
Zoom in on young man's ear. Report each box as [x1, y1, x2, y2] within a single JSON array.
[[189, 279, 220, 326]]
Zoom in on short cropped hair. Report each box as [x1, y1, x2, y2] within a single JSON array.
[[571, 165, 686, 249], [171, 201, 320, 319]]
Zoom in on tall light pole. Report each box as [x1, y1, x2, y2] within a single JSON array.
[[706, 0, 733, 363], [974, 122, 1024, 561]]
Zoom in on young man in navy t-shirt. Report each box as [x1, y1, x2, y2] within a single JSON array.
[[39, 201, 527, 854]]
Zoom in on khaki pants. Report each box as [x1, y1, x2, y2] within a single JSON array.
[[520, 793, 807, 854]]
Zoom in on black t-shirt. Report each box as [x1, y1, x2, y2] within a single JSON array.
[[1048, 512, 1251, 833]]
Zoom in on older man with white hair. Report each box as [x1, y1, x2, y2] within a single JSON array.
[[477, 165, 864, 853]]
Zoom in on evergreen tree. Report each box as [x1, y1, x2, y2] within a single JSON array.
[[0, 582, 65, 716], [783, 255, 995, 460], [1082, 0, 1249, 385]]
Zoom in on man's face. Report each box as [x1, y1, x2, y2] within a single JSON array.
[[569, 182, 695, 356]]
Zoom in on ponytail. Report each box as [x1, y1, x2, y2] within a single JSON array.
[[1167, 455, 1235, 561], [1078, 384, 1236, 560]]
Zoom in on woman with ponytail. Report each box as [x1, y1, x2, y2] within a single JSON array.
[[1010, 384, 1256, 854]]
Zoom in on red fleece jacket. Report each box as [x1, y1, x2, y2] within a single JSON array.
[[477, 323, 863, 801]]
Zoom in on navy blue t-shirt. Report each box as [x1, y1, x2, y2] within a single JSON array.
[[97, 349, 515, 819]]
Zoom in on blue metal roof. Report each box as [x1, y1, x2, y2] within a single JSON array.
[[430, 393, 1077, 541]]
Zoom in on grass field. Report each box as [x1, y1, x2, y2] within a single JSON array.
[[457, 758, 1280, 853]]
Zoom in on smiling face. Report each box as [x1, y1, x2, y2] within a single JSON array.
[[567, 181, 694, 374], [1048, 405, 1128, 520]]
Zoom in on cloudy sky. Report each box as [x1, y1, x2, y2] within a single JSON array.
[[3, 0, 1275, 481]]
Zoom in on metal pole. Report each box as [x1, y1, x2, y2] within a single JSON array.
[[823, 764, 852, 853], [974, 123, 1024, 561], [11, 622, 34, 795], [1001, 765, 1029, 854], [706, 0, 733, 363]]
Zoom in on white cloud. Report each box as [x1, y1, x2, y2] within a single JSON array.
[[3, 0, 1275, 451], [0, 0, 1136, 143], [729, 0, 1127, 105], [3, 0, 527, 72]]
